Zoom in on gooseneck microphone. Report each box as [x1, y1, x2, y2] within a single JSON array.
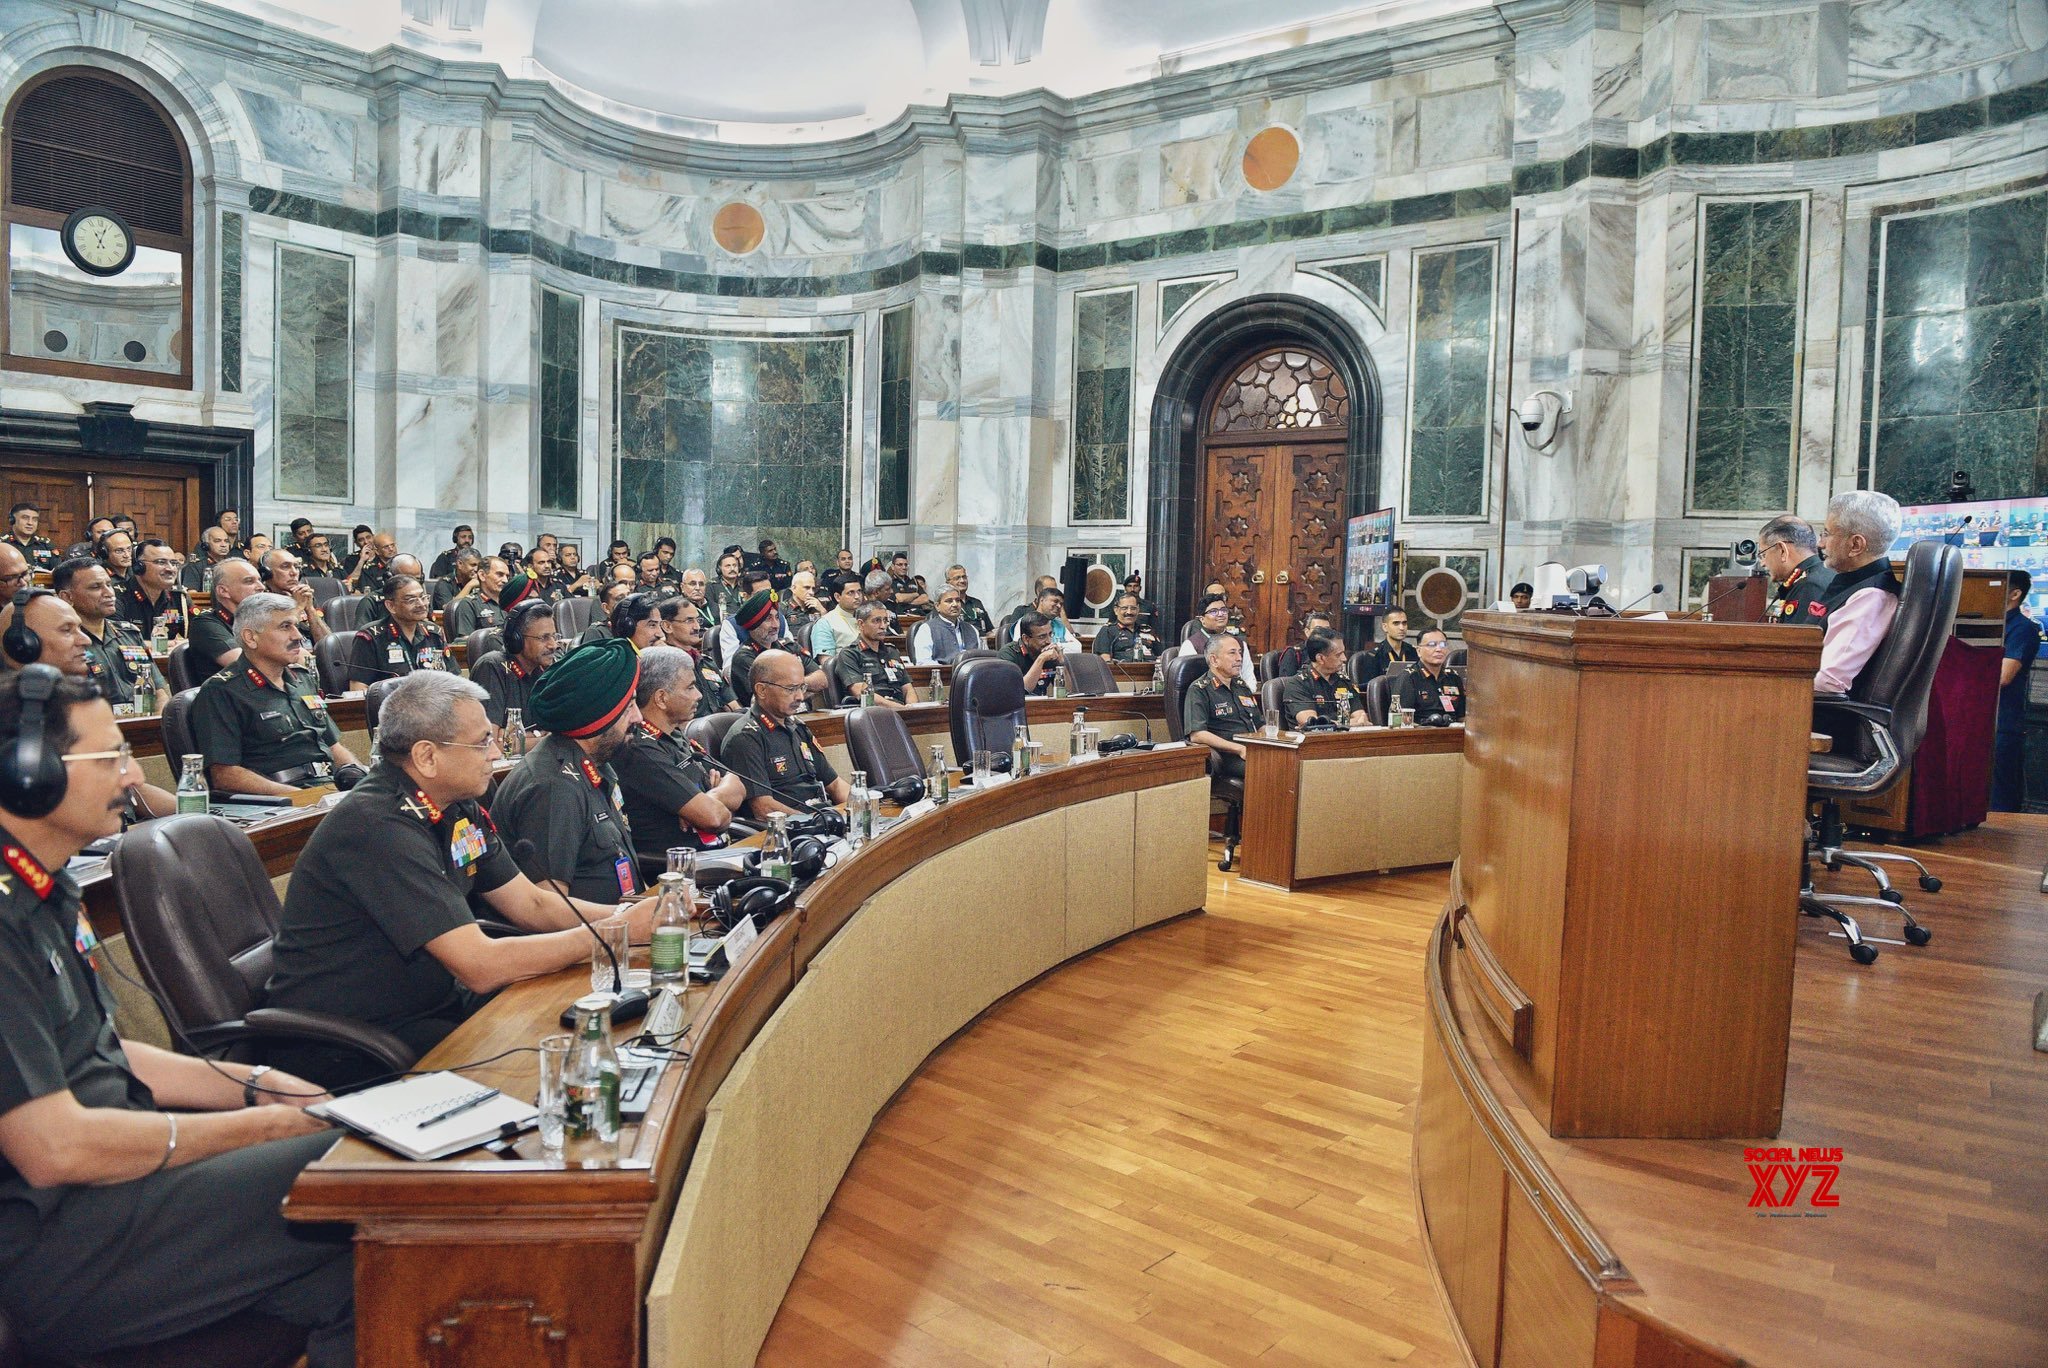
[[513, 836, 652, 1027], [1613, 582, 1666, 615]]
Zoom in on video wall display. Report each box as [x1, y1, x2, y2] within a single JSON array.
[[1896, 497, 2048, 618], [1344, 508, 1395, 610]]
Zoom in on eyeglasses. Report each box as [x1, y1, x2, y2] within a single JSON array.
[[62, 742, 135, 772], [759, 680, 809, 696], [437, 736, 498, 753], [396, 594, 431, 608]]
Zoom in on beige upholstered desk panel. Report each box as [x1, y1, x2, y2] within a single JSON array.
[[1135, 775, 1210, 927], [647, 773, 1208, 1368], [1294, 750, 1462, 880]]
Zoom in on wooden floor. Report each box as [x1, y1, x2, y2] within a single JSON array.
[[756, 854, 1464, 1367]]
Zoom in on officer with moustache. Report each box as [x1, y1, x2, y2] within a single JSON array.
[[657, 599, 739, 712], [1757, 515, 1835, 626], [610, 646, 749, 860], [1398, 629, 1465, 725], [468, 601, 557, 731], [718, 649, 850, 820], [346, 577, 447, 686], [1280, 631, 1365, 728]]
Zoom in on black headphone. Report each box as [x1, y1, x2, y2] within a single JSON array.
[[503, 599, 553, 656], [879, 775, 926, 806], [3, 587, 54, 666], [612, 592, 655, 641], [705, 874, 795, 933], [0, 664, 68, 818]]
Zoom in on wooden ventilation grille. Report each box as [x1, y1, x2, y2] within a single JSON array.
[[1209, 350, 1349, 434], [7, 74, 186, 236]]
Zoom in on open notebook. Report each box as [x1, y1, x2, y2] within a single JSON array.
[[309, 1071, 538, 1161]]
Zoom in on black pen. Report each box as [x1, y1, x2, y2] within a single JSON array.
[[415, 1087, 499, 1129]]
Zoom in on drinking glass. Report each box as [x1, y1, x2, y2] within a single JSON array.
[[589, 919, 636, 994], [1263, 707, 1281, 738], [537, 1034, 571, 1152]]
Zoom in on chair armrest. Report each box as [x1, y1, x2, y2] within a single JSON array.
[[240, 1009, 417, 1074], [1814, 697, 1895, 731]]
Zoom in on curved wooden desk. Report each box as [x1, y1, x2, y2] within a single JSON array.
[[1416, 854, 2048, 1368], [286, 743, 1211, 1368], [1239, 725, 1464, 889]]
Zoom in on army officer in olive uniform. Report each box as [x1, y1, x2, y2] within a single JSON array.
[[492, 638, 647, 903], [832, 601, 920, 707], [468, 600, 556, 731], [1183, 631, 1262, 781], [612, 647, 748, 860], [264, 671, 656, 1088], [1280, 630, 1366, 728], [658, 599, 739, 712], [719, 648, 849, 819], [189, 594, 367, 796], [1398, 629, 1465, 725], [347, 576, 447, 686], [726, 591, 830, 704]]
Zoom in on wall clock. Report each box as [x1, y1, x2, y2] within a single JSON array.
[[60, 206, 136, 277]]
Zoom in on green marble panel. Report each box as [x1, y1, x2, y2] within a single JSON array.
[[1874, 188, 2048, 504], [1071, 289, 1134, 522], [1407, 244, 1494, 518], [220, 212, 242, 393], [1692, 199, 1803, 512], [1159, 279, 1208, 330], [275, 245, 351, 500], [1316, 258, 1384, 313], [878, 305, 912, 523], [615, 328, 848, 566], [539, 288, 580, 513]]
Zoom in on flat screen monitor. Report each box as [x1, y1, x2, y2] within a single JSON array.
[[1894, 495, 2048, 619], [1344, 508, 1396, 611]]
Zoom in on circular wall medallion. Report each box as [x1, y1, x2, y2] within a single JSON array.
[[1083, 564, 1117, 611], [122, 340, 148, 362], [42, 330, 67, 353], [712, 202, 766, 255], [1242, 127, 1300, 192], [1415, 566, 1469, 622]]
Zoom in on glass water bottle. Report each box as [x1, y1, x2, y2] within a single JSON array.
[[562, 995, 621, 1166]]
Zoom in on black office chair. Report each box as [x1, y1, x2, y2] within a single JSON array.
[[1447, 645, 1468, 670], [1803, 539, 1961, 963], [1363, 674, 1396, 727], [948, 656, 1028, 767], [1063, 651, 1115, 696], [846, 706, 924, 788], [1163, 654, 1245, 872], [463, 628, 501, 673], [1346, 650, 1373, 690], [304, 574, 344, 606], [689, 710, 746, 758], [1257, 649, 1284, 683], [161, 688, 202, 774], [1260, 675, 1288, 719], [311, 633, 352, 696], [552, 595, 595, 638], [319, 594, 366, 633], [363, 676, 402, 735], [0, 1305, 309, 1368], [110, 815, 415, 1073], [158, 639, 196, 694]]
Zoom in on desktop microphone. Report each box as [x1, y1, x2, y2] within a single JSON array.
[[511, 837, 650, 1026], [1612, 582, 1665, 615]]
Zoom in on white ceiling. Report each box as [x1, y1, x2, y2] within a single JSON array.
[[201, 0, 1491, 140]]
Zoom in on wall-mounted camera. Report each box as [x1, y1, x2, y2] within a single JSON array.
[[1515, 390, 1573, 451], [1948, 468, 1974, 503]]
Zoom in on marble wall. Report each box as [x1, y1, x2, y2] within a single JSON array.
[[1, 0, 2045, 624]]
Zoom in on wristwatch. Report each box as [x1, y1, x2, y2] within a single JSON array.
[[243, 1064, 273, 1107]]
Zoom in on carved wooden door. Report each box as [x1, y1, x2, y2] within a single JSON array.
[[1198, 348, 1350, 656]]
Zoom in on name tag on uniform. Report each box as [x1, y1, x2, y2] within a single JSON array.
[[259, 709, 285, 722], [1440, 685, 1461, 704], [388, 644, 406, 665], [449, 816, 487, 872], [884, 663, 903, 682]]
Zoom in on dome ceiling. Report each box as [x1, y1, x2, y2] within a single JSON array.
[[203, 0, 1490, 141]]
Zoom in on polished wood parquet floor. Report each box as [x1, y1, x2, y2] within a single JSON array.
[[756, 858, 1464, 1367]]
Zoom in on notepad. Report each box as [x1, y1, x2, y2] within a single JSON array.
[[309, 1070, 538, 1162]]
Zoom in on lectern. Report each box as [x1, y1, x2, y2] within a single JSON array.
[[1450, 613, 1821, 1138]]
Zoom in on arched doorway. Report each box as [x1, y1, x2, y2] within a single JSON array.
[[1197, 347, 1350, 655], [1146, 295, 1379, 650]]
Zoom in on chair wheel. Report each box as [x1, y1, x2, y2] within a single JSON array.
[[1850, 942, 1880, 965], [1879, 888, 1903, 903], [1919, 875, 1942, 892], [1904, 924, 1932, 946]]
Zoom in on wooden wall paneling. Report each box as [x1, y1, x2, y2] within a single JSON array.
[[1498, 1181, 1600, 1368], [1283, 445, 1345, 629], [1417, 1019, 1508, 1367], [1592, 1300, 1742, 1368], [0, 465, 87, 547], [94, 469, 194, 546]]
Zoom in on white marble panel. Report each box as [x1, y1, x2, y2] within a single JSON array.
[[1848, 0, 2020, 88], [1706, 14, 1817, 100], [1420, 82, 1509, 165], [238, 88, 358, 181], [1159, 133, 1230, 207], [1303, 106, 1387, 185], [405, 121, 480, 199]]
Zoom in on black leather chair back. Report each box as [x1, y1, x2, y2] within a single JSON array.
[[1260, 675, 1288, 717], [1162, 654, 1208, 742], [1447, 645, 1469, 670], [364, 676, 402, 734], [1364, 675, 1396, 726], [464, 628, 501, 672], [1063, 651, 1114, 696], [954, 647, 1002, 666], [320, 594, 366, 632], [1258, 650, 1283, 683], [312, 633, 352, 696], [552, 595, 595, 638], [1346, 650, 1373, 690], [305, 575, 344, 607], [689, 710, 746, 758], [821, 663, 847, 708], [161, 639, 197, 694], [1816, 541, 1962, 786], [846, 706, 924, 788], [111, 815, 284, 1043], [948, 656, 1028, 764], [162, 688, 202, 769]]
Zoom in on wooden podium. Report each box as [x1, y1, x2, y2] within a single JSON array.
[[1451, 613, 1821, 1138]]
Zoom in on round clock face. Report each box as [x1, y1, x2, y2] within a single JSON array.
[[61, 209, 134, 276]]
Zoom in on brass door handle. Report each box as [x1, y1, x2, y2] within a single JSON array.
[[1250, 570, 1267, 584], [1276, 570, 1291, 584]]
